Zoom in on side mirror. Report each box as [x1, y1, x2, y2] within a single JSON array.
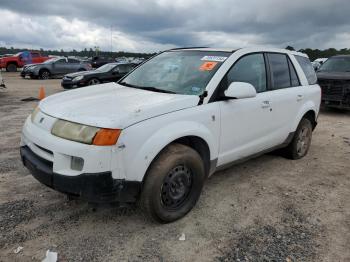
[[224, 82, 257, 99]]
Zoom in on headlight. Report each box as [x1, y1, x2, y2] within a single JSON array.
[[73, 75, 84, 81], [31, 107, 40, 122], [51, 119, 121, 146]]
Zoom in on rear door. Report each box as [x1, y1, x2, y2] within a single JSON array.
[[67, 58, 81, 73], [264, 52, 303, 142]]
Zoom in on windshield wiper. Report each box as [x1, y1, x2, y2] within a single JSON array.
[[119, 82, 176, 94]]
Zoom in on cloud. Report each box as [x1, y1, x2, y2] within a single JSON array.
[[0, 0, 350, 52]]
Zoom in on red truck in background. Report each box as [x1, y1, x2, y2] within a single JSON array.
[[0, 51, 50, 72]]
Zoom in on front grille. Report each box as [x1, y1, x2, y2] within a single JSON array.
[[318, 79, 348, 97]]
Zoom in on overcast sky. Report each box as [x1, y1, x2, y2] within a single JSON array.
[[1, 0, 350, 53]]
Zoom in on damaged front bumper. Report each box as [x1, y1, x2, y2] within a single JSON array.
[[20, 145, 141, 203]]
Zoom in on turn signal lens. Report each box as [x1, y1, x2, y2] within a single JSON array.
[[31, 107, 40, 122], [92, 129, 121, 146]]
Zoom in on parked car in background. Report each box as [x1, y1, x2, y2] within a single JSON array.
[[61, 62, 138, 89], [21, 57, 91, 79], [91, 56, 115, 68], [0, 71, 5, 89], [312, 61, 321, 71], [312, 58, 328, 71], [20, 47, 320, 223], [0, 54, 15, 58], [0, 51, 50, 72], [314, 58, 328, 65], [317, 55, 350, 110]]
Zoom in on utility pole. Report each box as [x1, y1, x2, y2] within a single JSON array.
[[110, 25, 113, 54]]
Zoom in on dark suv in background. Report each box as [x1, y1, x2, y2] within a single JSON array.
[[317, 55, 350, 110]]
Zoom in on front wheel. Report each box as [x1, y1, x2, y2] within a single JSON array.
[[140, 143, 205, 223], [88, 78, 100, 85], [284, 118, 313, 159], [6, 63, 17, 72], [39, 70, 50, 80]]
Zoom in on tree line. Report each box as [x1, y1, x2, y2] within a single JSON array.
[[1, 46, 350, 61], [285, 46, 350, 61], [0, 46, 155, 59]]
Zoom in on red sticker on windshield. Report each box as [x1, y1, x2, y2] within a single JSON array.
[[199, 61, 218, 71]]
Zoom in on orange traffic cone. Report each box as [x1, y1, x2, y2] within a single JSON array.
[[38, 87, 45, 100]]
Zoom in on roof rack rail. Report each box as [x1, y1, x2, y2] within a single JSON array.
[[168, 47, 209, 51]]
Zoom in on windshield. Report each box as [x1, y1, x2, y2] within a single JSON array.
[[42, 58, 57, 64], [319, 57, 350, 72], [119, 50, 230, 95], [95, 63, 117, 72]]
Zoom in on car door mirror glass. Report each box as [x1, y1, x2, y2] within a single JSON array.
[[224, 82, 257, 99]]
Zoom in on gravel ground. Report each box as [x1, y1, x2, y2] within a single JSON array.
[[0, 72, 349, 262]]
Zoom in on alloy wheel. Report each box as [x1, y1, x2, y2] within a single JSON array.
[[296, 126, 311, 156]]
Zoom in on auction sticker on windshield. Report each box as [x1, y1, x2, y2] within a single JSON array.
[[199, 61, 218, 71], [201, 56, 227, 62]]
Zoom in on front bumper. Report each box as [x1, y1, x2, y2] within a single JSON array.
[[21, 70, 36, 78], [61, 79, 86, 89], [322, 98, 350, 109], [20, 146, 141, 203]]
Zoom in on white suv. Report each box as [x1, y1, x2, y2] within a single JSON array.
[[20, 47, 321, 222]]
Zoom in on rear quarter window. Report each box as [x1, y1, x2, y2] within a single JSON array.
[[295, 55, 317, 85]]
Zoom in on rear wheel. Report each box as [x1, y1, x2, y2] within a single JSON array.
[[140, 143, 205, 223], [39, 69, 50, 80], [283, 118, 313, 159], [6, 63, 17, 72], [88, 78, 100, 85]]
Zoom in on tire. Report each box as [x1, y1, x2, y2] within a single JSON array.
[[140, 143, 205, 223], [283, 118, 313, 160], [6, 63, 17, 72], [39, 69, 50, 80], [88, 78, 100, 85]]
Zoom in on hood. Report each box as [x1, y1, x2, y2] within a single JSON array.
[[39, 83, 200, 129], [23, 63, 38, 68], [317, 71, 350, 80], [65, 70, 94, 78]]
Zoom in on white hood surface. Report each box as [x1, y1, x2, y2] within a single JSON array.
[[39, 83, 200, 129]]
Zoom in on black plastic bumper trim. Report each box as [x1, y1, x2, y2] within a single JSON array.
[[20, 146, 141, 203]]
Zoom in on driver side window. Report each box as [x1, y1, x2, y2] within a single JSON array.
[[226, 53, 267, 93], [55, 59, 66, 64]]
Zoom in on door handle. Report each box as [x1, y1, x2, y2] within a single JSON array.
[[297, 95, 303, 101], [261, 100, 271, 108]]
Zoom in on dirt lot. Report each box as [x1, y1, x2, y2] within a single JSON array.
[[0, 72, 349, 262]]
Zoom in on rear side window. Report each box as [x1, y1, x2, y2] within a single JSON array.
[[295, 55, 317, 85], [68, 58, 79, 63], [117, 64, 130, 73], [226, 53, 267, 93], [267, 53, 291, 90], [288, 59, 300, 86]]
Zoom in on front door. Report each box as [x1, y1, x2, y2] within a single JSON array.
[[217, 53, 276, 166]]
